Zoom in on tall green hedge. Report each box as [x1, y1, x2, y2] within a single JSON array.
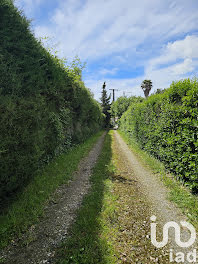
[[0, 0, 103, 200], [111, 96, 144, 120], [120, 79, 198, 193]]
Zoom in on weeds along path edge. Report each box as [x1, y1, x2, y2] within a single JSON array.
[[118, 130, 198, 229], [55, 132, 118, 264], [0, 131, 105, 263]]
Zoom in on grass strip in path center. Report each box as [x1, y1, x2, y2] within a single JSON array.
[[55, 130, 171, 264], [55, 132, 119, 264]]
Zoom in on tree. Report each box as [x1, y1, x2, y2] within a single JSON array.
[[155, 88, 166, 94], [111, 96, 144, 119], [100, 82, 111, 127], [141, 80, 152, 98]]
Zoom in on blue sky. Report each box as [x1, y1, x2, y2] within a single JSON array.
[[15, 0, 198, 101]]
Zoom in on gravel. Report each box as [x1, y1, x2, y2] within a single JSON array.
[[114, 131, 197, 263], [0, 133, 105, 264]]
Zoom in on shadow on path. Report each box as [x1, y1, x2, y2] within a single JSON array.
[[55, 133, 113, 264]]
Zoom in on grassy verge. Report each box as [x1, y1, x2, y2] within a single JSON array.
[[55, 132, 119, 264], [0, 131, 103, 250], [119, 130, 198, 228]]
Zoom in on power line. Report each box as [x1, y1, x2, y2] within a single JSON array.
[[109, 89, 118, 101]]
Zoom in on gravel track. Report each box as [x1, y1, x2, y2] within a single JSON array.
[[1, 131, 197, 264], [0, 133, 106, 264], [114, 131, 197, 263]]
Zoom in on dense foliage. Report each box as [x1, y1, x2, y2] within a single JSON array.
[[0, 0, 103, 200], [120, 79, 198, 192], [111, 96, 144, 120]]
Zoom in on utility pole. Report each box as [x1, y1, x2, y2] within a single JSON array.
[[109, 88, 118, 102]]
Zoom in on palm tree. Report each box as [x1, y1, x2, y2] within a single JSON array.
[[141, 80, 152, 98]]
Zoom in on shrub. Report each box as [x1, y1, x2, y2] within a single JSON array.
[[0, 0, 103, 200], [120, 78, 198, 193]]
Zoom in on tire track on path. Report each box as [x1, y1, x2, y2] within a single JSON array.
[[1, 132, 106, 264], [113, 131, 197, 264]]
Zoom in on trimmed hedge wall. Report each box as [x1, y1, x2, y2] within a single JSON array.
[[120, 79, 198, 192], [0, 0, 103, 200]]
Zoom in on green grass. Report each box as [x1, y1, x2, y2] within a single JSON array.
[[55, 132, 119, 264], [119, 130, 198, 228], [0, 131, 103, 250]]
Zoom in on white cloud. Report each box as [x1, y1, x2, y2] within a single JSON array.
[[98, 68, 118, 76], [13, 0, 198, 99], [86, 34, 198, 100], [171, 58, 194, 75], [144, 35, 198, 92], [149, 35, 198, 70], [34, 26, 54, 39], [14, 0, 43, 16], [31, 0, 198, 62]]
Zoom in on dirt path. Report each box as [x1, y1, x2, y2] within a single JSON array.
[[1, 131, 197, 264], [112, 131, 197, 263], [0, 133, 106, 264]]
